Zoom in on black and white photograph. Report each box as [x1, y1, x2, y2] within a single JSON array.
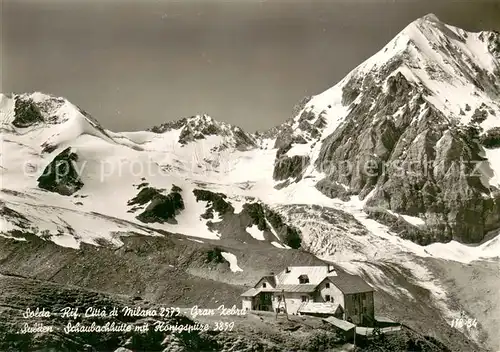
[[1, 0, 500, 351]]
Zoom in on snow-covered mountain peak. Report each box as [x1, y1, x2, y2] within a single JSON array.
[[262, 15, 500, 247], [263, 14, 500, 157], [150, 113, 228, 133], [1, 92, 115, 153], [148, 113, 257, 150], [2, 92, 109, 128], [353, 13, 499, 78]]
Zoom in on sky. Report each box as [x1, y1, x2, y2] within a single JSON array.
[[2, 0, 500, 132]]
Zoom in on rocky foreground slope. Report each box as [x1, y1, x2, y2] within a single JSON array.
[[1, 269, 458, 352], [1, 13, 500, 352]]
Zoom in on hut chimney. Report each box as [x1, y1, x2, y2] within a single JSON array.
[[327, 264, 335, 273]]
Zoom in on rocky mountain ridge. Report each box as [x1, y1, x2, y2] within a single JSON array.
[[148, 114, 257, 151], [264, 14, 500, 244]]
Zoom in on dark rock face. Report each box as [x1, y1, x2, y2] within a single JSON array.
[[232, 127, 258, 151], [485, 32, 500, 83], [243, 203, 302, 249], [37, 147, 84, 196], [205, 247, 225, 264], [269, 100, 330, 181], [315, 72, 415, 200], [315, 70, 500, 244], [273, 153, 310, 182], [471, 107, 489, 124], [480, 127, 500, 148], [128, 187, 164, 206], [242, 203, 268, 231], [342, 76, 362, 106], [273, 126, 295, 150], [128, 186, 185, 224], [192, 189, 234, 220], [463, 104, 500, 149], [258, 95, 326, 159], [178, 120, 218, 144], [171, 184, 182, 193], [272, 109, 327, 151], [148, 118, 186, 133], [266, 208, 302, 249], [315, 179, 352, 201], [365, 207, 435, 245], [12, 97, 44, 128]]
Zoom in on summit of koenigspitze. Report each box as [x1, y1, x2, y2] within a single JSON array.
[[1, 14, 500, 351], [267, 13, 500, 245]]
